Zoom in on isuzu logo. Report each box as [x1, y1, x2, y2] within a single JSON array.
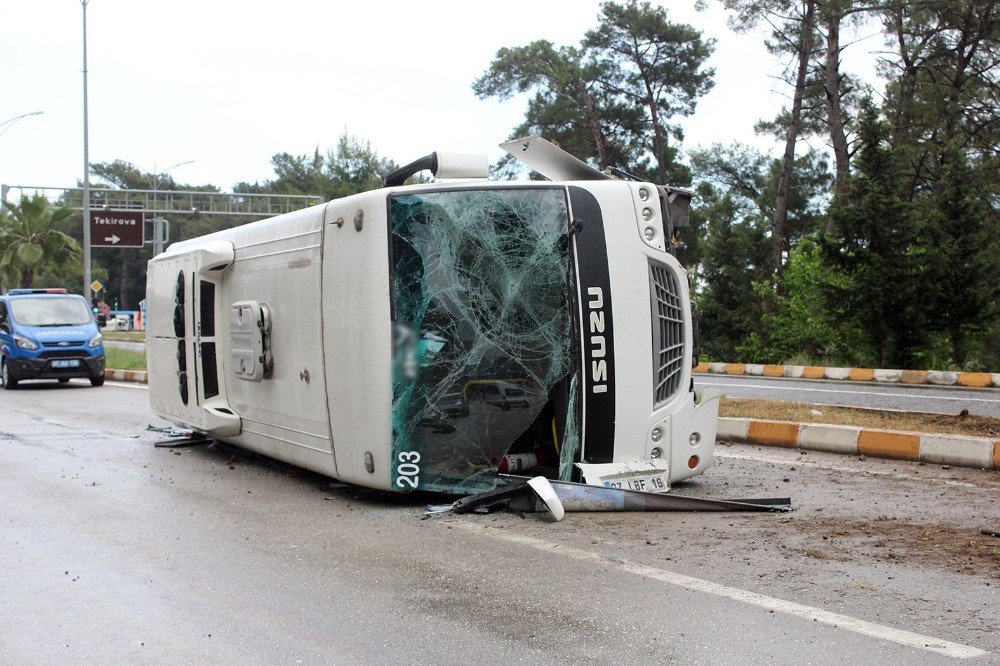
[[587, 287, 608, 394]]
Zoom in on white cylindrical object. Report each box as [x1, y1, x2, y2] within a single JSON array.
[[433, 152, 489, 179]]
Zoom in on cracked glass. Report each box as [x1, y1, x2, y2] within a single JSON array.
[[390, 188, 580, 493]]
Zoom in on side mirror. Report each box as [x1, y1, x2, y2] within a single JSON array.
[[383, 151, 489, 187]]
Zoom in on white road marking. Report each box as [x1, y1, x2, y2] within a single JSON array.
[[455, 522, 987, 660], [715, 449, 982, 488], [697, 380, 999, 404]]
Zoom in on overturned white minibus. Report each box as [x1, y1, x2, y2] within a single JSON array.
[[146, 138, 719, 494]]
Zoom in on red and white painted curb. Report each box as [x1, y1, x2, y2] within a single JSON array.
[[695, 362, 1000, 388], [719, 417, 1000, 471]]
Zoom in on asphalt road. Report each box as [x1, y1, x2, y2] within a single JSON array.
[[2, 381, 998, 664], [695, 373, 1000, 418]]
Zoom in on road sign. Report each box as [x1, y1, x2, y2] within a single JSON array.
[[91, 280, 103, 293], [90, 209, 145, 248]]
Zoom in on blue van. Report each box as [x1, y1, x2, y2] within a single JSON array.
[[0, 288, 106, 389]]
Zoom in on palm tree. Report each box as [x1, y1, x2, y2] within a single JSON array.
[[0, 194, 80, 290]]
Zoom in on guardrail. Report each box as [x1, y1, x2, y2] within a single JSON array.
[[694, 362, 1000, 388]]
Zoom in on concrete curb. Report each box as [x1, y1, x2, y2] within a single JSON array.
[[104, 369, 148, 384], [719, 416, 1000, 471], [694, 362, 1000, 388]]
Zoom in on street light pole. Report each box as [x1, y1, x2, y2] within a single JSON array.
[[81, 0, 91, 300], [0, 111, 43, 139]]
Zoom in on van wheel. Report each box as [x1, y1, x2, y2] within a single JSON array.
[[1, 359, 18, 389], [90, 374, 105, 387]]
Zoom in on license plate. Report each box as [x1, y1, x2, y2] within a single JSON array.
[[603, 473, 669, 493], [51, 359, 80, 368]]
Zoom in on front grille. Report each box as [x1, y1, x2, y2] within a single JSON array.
[[38, 350, 88, 359], [649, 261, 685, 407], [43, 340, 85, 347]]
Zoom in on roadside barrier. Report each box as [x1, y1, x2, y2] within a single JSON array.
[[695, 362, 1000, 388], [105, 369, 148, 383], [719, 417, 1000, 471]]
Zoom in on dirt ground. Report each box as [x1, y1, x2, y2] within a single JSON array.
[[721, 397, 1000, 437]]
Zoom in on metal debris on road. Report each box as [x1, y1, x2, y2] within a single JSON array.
[[427, 476, 791, 520]]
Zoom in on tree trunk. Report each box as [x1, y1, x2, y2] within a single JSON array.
[[647, 89, 668, 184], [823, 8, 851, 235], [772, 0, 816, 276], [577, 81, 610, 169]]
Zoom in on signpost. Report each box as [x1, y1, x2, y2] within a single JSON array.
[[90, 209, 144, 248], [90, 280, 103, 294]]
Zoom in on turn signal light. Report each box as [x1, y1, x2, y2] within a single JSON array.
[[687, 455, 699, 469]]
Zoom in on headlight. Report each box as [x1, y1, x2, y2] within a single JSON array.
[[89, 333, 103, 349], [13, 334, 38, 350]]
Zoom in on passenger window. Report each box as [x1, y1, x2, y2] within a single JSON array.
[[201, 342, 219, 399], [200, 281, 215, 337]]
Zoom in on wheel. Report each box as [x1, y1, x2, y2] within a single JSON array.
[[1, 359, 18, 390], [58, 377, 70, 384], [90, 374, 105, 387]]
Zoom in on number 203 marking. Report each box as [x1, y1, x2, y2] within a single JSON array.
[[395, 451, 421, 489]]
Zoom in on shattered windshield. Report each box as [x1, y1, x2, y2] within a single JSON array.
[[390, 188, 579, 493]]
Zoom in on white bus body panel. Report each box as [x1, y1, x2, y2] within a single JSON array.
[[146, 180, 718, 492], [148, 204, 338, 478]]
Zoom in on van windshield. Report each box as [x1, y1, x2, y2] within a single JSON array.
[[10, 297, 93, 326], [390, 188, 579, 493]]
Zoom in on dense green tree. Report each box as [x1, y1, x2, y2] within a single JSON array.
[[690, 143, 831, 260], [585, 0, 715, 184], [739, 238, 862, 364], [472, 41, 644, 176], [876, 1, 1000, 367], [823, 102, 925, 367], [694, 184, 773, 359], [915, 145, 1000, 367], [879, 0, 999, 201], [475, 1, 714, 184], [722, 0, 818, 269], [234, 132, 396, 200], [0, 195, 80, 290]]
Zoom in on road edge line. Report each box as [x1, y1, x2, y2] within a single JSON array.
[[451, 523, 988, 660]]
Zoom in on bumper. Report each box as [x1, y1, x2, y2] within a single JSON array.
[[7, 353, 105, 380]]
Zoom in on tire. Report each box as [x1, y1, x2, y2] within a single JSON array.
[[1, 359, 18, 390], [90, 374, 105, 387]]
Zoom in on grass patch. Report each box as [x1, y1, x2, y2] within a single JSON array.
[[720, 397, 1000, 438], [104, 346, 147, 371], [101, 330, 146, 342]]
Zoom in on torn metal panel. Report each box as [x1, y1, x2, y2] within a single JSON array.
[[438, 477, 791, 516], [500, 136, 613, 182]]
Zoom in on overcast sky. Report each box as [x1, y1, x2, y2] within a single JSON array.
[[0, 1, 886, 192]]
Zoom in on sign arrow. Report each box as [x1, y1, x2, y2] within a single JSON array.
[[104, 234, 121, 245]]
